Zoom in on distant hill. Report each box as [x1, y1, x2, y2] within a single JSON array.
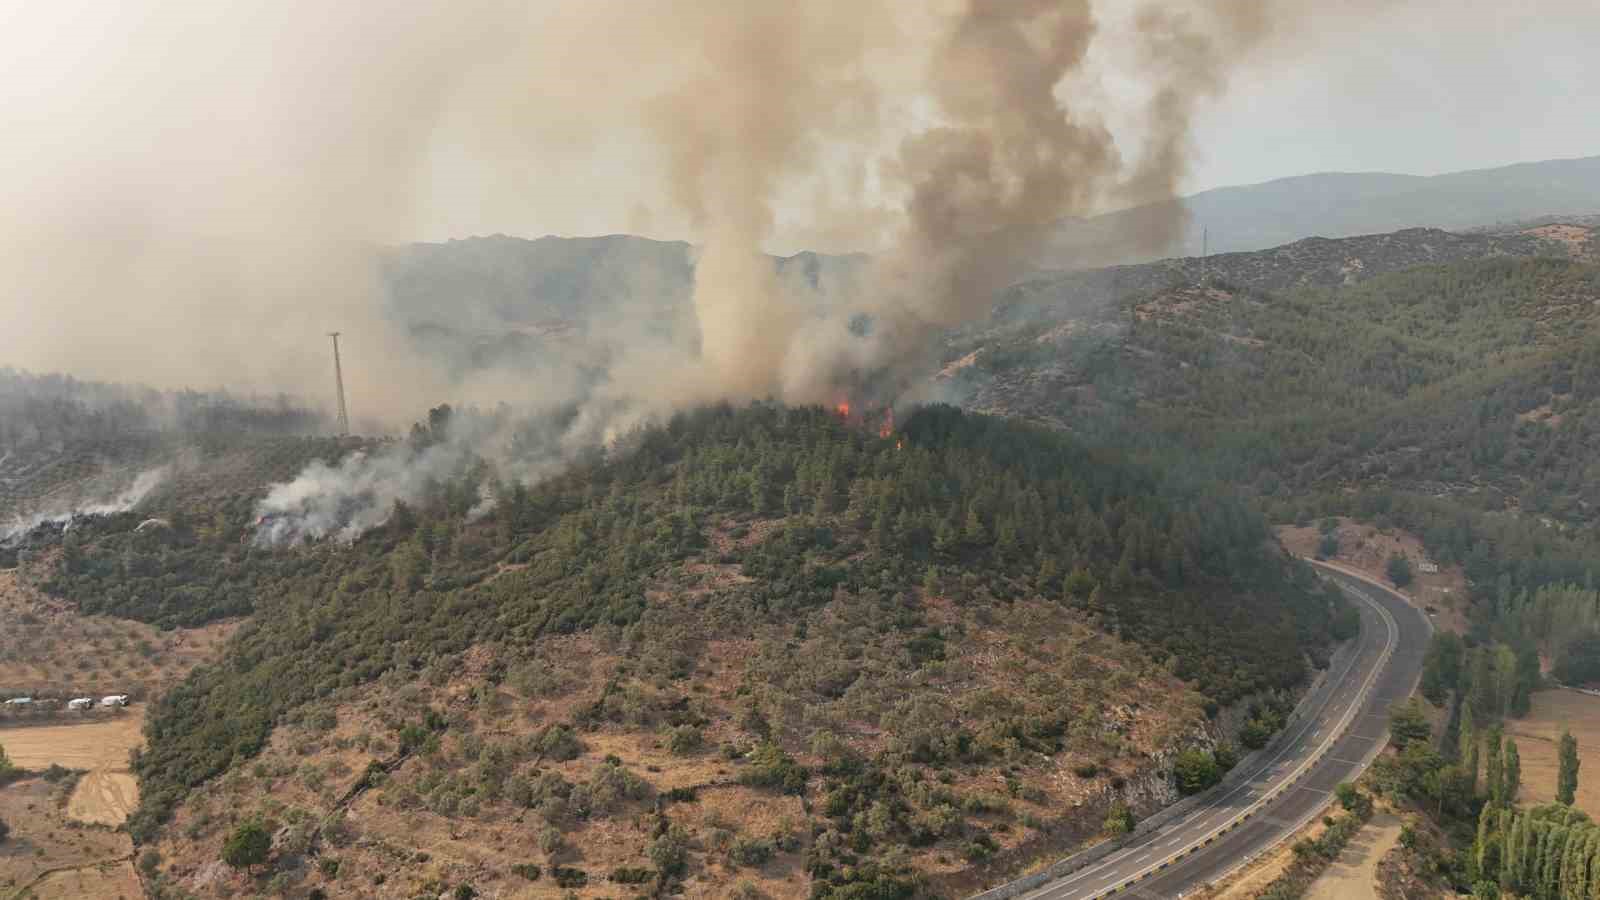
[[949, 222, 1600, 531], [1043, 155, 1600, 266], [381, 234, 864, 376]]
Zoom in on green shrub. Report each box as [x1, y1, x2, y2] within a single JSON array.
[[550, 866, 588, 888], [1104, 802, 1136, 835], [730, 837, 774, 867], [510, 863, 541, 881], [537, 725, 585, 762], [739, 743, 807, 794], [1173, 749, 1223, 796], [222, 821, 271, 871], [667, 724, 704, 755]]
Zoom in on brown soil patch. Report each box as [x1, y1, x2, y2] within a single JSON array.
[[22, 858, 142, 900], [1276, 518, 1469, 633], [1504, 689, 1600, 816], [65, 771, 140, 828], [1515, 400, 1566, 428], [1305, 811, 1402, 900], [0, 775, 136, 899], [1522, 224, 1595, 256], [1, 711, 145, 827]]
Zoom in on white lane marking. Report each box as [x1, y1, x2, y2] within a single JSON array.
[[1078, 575, 1401, 897], [1018, 569, 1413, 900]]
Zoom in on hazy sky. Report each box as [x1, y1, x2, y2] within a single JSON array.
[[1186, 3, 1600, 193], [414, 0, 1600, 239], [1, 0, 1596, 407]]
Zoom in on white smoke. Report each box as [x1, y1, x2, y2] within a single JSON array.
[[253, 444, 463, 546], [1, 466, 170, 546]]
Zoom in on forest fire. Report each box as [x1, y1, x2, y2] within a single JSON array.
[[833, 398, 898, 445]]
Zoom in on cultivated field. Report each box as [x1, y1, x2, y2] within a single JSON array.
[[0, 774, 139, 900], [1505, 689, 1600, 816], [2, 712, 146, 827], [0, 565, 235, 706]]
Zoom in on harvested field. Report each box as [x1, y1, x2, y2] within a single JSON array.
[[1505, 689, 1600, 816], [1, 712, 145, 827], [0, 775, 137, 899]]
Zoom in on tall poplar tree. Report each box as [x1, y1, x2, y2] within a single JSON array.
[[1557, 727, 1580, 806]]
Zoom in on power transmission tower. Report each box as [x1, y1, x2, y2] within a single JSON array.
[[328, 332, 350, 436], [1200, 225, 1208, 284]]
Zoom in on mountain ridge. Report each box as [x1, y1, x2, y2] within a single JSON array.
[[1043, 154, 1600, 266]]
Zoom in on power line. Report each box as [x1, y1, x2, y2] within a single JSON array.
[[328, 331, 349, 436]]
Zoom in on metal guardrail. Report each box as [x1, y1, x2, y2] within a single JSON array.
[[1070, 577, 1402, 898]]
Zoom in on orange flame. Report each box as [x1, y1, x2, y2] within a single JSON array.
[[835, 401, 851, 419], [896, 439, 904, 451], [878, 407, 895, 439]]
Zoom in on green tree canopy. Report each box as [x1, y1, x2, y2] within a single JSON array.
[[222, 821, 271, 871], [1558, 728, 1580, 806]]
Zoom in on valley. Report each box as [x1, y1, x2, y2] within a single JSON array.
[[3, 214, 1599, 898]]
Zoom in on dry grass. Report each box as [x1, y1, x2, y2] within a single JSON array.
[[1, 711, 146, 828], [1276, 518, 1470, 634], [0, 775, 138, 899], [147, 586, 1211, 899], [1505, 689, 1600, 816], [0, 564, 237, 704]]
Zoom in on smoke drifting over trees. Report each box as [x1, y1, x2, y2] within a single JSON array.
[[1, 0, 1362, 428], [7, 0, 1513, 542]]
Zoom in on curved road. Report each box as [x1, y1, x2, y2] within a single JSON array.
[[1006, 563, 1432, 900]]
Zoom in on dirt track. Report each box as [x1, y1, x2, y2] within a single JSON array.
[[1305, 812, 1402, 900], [0, 711, 143, 826]]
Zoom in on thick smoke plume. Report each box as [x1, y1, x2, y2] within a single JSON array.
[[0, 1, 1418, 541], [0, 466, 170, 547]]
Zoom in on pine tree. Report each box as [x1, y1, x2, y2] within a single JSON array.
[[1558, 727, 1580, 806]]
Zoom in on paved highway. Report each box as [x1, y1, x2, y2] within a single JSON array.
[[1007, 563, 1431, 900]]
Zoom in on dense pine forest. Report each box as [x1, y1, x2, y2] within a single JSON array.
[[98, 403, 1347, 894]]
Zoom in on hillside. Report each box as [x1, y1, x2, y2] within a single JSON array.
[[1042, 155, 1600, 265], [954, 227, 1600, 531], [65, 404, 1350, 898], [381, 234, 865, 378]]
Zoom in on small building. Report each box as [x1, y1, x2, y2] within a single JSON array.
[[68, 697, 93, 710], [99, 694, 129, 708], [1417, 560, 1439, 574], [3, 697, 32, 707]]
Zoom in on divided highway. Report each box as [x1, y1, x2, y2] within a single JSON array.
[[1004, 563, 1432, 900]]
